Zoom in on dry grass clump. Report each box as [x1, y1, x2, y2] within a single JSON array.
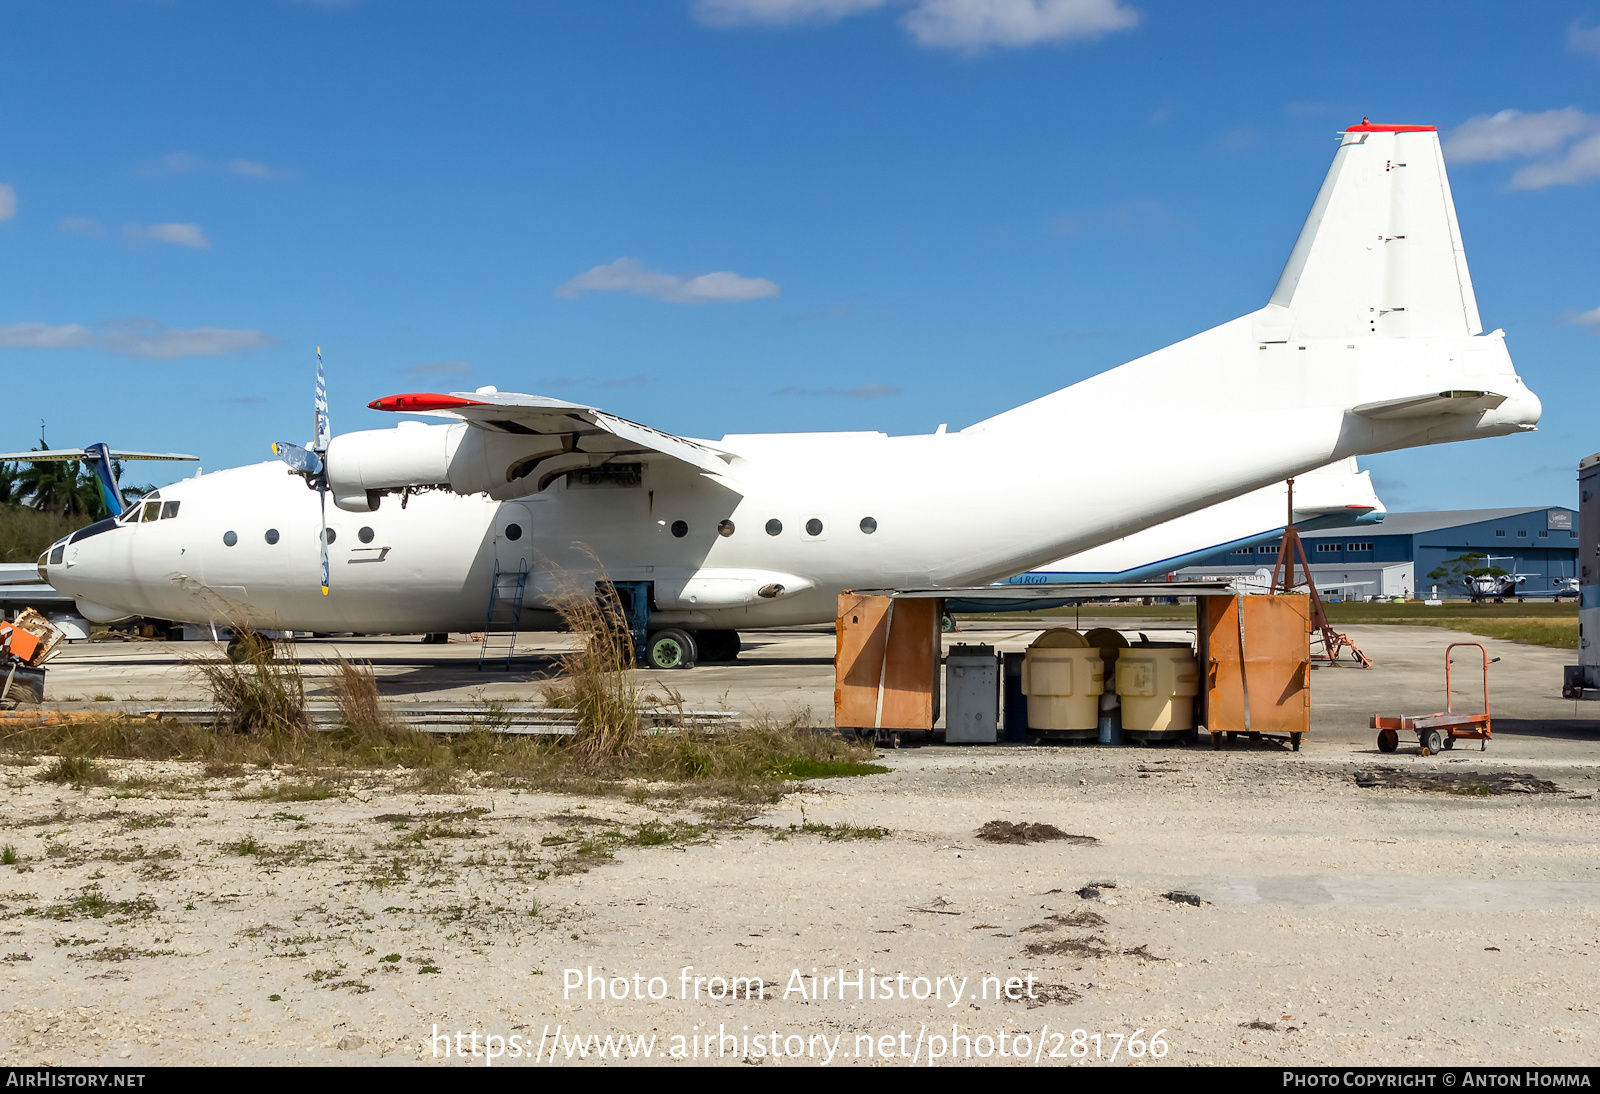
[[541, 587, 641, 769], [36, 756, 111, 787], [193, 628, 310, 736], [325, 657, 434, 759]]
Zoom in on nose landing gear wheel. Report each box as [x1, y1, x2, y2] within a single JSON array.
[[646, 629, 697, 670]]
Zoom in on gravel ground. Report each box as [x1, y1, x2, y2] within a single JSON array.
[[1, 736, 1595, 1068]]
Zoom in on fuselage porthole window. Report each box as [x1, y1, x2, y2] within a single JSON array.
[[358, 526, 375, 544], [670, 520, 688, 538], [860, 517, 877, 534], [223, 531, 238, 547], [265, 528, 280, 545], [505, 523, 523, 542], [765, 519, 783, 536], [717, 519, 735, 537], [160, 501, 180, 519], [805, 518, 823, 536], [322, 528, 337, 545]]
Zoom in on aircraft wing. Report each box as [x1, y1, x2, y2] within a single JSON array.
[[367, 391, 732, 478]]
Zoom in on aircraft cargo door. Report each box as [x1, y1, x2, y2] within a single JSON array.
[[493, 503, 534, 574]]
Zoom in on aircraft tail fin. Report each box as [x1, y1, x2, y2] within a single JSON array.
[[84, 442, 125, 517], [1258, 122, 1482, 342]]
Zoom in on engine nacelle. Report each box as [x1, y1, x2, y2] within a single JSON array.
[[324, 421, 585, 509]]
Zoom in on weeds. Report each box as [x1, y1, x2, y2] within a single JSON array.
[[1, 683, 874, 804], [1, 845, 17, 865], [192, 628, 310, 736], [771, 758, 888, 780], [245, 780, 340, 803], [37, 756, 110, 786], [544, 585, 641, 769], [41, 884, 158, 923], [779, 821, 888, 842]]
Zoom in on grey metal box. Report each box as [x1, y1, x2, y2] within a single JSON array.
[[945, 643, 999, 744]]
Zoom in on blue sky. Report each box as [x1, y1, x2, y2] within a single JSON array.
[[1, 0, 1598, 511]]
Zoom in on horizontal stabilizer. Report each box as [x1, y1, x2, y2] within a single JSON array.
[[0, 449, 197, 462], [1351, 390, 1507, 420]]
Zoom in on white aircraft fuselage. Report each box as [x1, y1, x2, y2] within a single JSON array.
[[44, 125, 1543, 640]]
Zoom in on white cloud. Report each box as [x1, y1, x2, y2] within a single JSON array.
[[0, 185, 14, 221], [556, 257, 780, 304], [1050, 198, 1181, 237], [1570, 22, 1600, 59], [696, 0, 1138, 51], [124, 222, 212, 248], [1567, 306, 1600, 329], [140, 151, 200, 177], [60, 216, 103, 236], [227, 159, 277, 178], [402, 359, 475, 377], [1508, 132, 1600, 190], [1218, 125, 1258, 153], [1444, 108, 1598, 163], [694, 0, 886, 25], [0, 318, 276, 359], [901, 0, 1137, 51], [778, 382, 900, 397], [1443, 108, 1600, 191], [0, 323, 95, 350]]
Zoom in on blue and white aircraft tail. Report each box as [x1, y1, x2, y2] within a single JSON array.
[[0, 444, 198, 517]]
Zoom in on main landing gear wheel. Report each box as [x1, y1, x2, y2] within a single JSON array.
[[646, 629, 697, 670], [1377, 728, 1399, 753]]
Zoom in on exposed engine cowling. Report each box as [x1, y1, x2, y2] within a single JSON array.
[[324, 422, 612, 511]]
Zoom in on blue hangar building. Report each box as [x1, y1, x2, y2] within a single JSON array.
[[1174, 507, 1578, 600]]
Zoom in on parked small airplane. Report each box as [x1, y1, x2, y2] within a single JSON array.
[[1459, 564, 1576, 602], [41, 123, 1542, 667]]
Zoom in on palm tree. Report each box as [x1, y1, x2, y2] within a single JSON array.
[[14, 444, 106, 520], [0, 462, 22, 507]]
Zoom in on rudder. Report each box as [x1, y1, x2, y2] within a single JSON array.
[[1260, 122, 1482, 342]]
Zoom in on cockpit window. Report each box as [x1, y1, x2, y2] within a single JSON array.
[[49, 545, 65, 565], [161, 501, 180, 519], [141, 502, 160, 522]]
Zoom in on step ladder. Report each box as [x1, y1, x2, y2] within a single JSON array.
[[478, 559, 529, 671]]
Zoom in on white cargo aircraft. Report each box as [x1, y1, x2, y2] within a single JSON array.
[[42, 123, 1541, 668]]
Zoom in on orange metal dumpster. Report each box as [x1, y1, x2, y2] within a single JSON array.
[[835, 593, 941, 738], [1198, 593, 1310, 750]]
